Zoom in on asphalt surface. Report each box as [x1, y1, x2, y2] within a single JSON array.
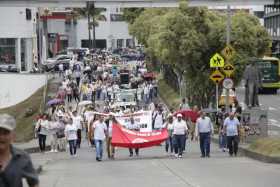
[[236, 86, 280, 136], [26, 139, 280, 187]]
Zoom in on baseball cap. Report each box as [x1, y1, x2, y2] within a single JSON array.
[[177, 113, 183, 118], [0, 114, 16, 131]]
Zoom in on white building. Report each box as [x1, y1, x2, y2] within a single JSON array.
[[46, 7, 134, 54], [0, 7, 37, 72]]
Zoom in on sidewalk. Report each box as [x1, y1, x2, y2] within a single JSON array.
[[211, 135, 280, 163]]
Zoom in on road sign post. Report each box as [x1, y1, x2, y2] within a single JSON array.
[[225, 4, 231, 113], [210, 69, 225, 111]]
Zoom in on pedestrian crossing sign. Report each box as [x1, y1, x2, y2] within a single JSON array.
[[210, 53, 225, 68], [221, 45, 235, 60], [210, 69, 225, 84]]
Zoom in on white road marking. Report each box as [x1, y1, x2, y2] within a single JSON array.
[[269, 107, 277, 111]]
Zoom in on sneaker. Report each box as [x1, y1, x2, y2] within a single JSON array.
[[54, 149, 58, 153], [129, 154, 133, 157], [178, 155, 182, 158], [174, 154, 179, 158]]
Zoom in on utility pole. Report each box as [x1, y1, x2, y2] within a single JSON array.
[[225, 5, 231, 113]]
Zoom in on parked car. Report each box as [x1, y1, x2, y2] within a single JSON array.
[[0, 64, 18, 72], [42, 55, 73, 72]]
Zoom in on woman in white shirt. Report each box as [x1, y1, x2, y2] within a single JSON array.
[[164, 115, 174, 155], [173, 114, 188, 158], [35, 114, 49, 153], [64, 118, 78, 156]]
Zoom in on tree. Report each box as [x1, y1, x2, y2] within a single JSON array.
[[129, 2, 271, 108], [74, 3, 106, 49], [122, 8, 145, 24]]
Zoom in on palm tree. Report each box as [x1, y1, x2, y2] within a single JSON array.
[[73, 2, 106, 49]]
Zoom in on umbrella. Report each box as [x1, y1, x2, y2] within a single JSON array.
[[174, 110, 199, 123], [47, 98, 64, 106], [78, 100, 93, 106]]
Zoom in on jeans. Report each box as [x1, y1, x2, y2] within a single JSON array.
[[50, 134, 58, 151], [165, 136, 173, 153], [38, 134, 47, 152], [106, 137, 115, 158], [173, 134, 185, 156], [219, 134, 227, 149], [199, 132, 211, 157], [68, 139, 77, 155], [182, 134, 187, 151], [129, 148, 139, 156], [227, 136, 239, 156], [76, 129, 82, 148], [95, 139, 104, 160]]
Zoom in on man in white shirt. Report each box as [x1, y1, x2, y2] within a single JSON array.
[[173, 114, 188, 158], [126, 117, 140, 157], [72, 111, 83, 148], [92, 115, 107, 161], [195, 112, 214, 158], [224, 112, 240, 156]]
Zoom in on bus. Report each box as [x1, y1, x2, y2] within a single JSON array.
[[254, 56, 280, 94]]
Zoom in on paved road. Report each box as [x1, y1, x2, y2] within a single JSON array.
[[236, 86, 280, 136], [28, 140, 280, 187]]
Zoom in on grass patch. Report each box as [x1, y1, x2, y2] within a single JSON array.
[[0, 87, 44, 142], [249, 138, 280, 157], [158, 78, 181, 110]]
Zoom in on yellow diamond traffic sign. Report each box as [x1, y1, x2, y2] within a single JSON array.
[[210, 53, 225, 68], [221, 45, 235, 60], [222, 63, 235, 77], [210, 69, 225, 84]]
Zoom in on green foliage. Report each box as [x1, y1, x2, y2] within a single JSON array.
[[122, 8, 145, 24], [129, 3, 271, 108]]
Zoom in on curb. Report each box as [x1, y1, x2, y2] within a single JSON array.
[[23, 145, 51, 154], [211, 137, 280, 163]]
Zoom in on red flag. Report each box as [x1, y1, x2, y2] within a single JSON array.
[[111, 123, 168, 148]]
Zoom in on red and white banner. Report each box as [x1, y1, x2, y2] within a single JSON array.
[[111, 123, 168, 148], [115, 111, 152, 132]]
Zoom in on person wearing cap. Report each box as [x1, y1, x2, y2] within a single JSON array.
[[195, 112, 214, 158], [223, 112, 240, 156], [0, 114, 39, 187], [173, 113, 188, 158]]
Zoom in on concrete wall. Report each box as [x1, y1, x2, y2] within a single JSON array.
[[0, 7, 36, 38], [0, 73, 47, 109]]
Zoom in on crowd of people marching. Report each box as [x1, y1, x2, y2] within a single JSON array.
[[35, 49, 242, 162]]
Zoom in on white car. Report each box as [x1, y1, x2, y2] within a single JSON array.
[[43, 55, 73, 71]]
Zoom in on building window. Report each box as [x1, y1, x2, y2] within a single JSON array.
[[0, 38, 16, 64], [126, 39, 133, 48], [20, 38, 27, 71], [117, 39, 123, 48], [254, 11, 264, 19], [110, 14, 124, 22]]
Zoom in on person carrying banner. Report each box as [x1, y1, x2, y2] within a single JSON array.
[[173, 114, 188, 158], [92, 115, 107, 161], [105, 114, 115, 159], [126, 117, 140, 157]]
